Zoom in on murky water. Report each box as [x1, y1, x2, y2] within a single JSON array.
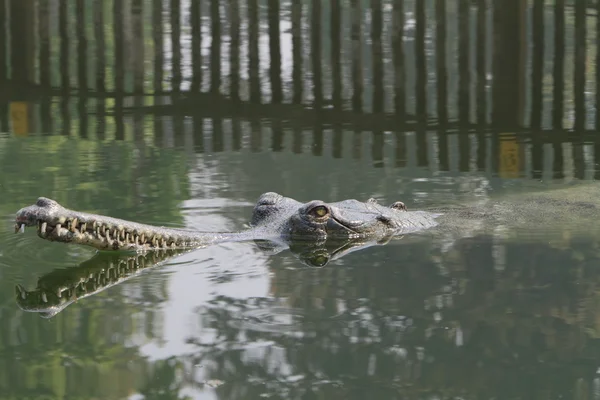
[[2, 1, 600, 399]]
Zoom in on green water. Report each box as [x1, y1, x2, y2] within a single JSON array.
[[2, 132, 600, 399]]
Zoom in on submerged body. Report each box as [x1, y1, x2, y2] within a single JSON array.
[[14, 192, 441, 251]]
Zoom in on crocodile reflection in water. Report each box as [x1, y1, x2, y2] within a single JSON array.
[[14, 192, 440, 251], [15, 238, 393, 317]]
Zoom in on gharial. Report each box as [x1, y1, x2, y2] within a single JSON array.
[[14, 192, 441, 251]]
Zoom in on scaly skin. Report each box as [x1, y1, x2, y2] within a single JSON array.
[[14, 193, 441, 252]]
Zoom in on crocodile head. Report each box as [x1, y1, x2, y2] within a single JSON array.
[[250, 192, 439, 241]]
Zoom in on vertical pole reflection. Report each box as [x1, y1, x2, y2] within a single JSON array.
[[435, 0, 447, 124], [552, 0, 564, 130], [475, 0, 487, 171], [595, 0, 600, 179], [311, 0, 322, 109], [415, 0, 426, 123], [331, 0, 342, 110], [572, 0, 586, 179], [0, 0, 6, 132], [59, 1, 71, 136], [113, 0, 124, 140], [458, 0, 470, 124], [530, 0, 544, 179], [392, 0, 405, 119], [229, 0, 239, 100], [190, 0, 202, 92], [209, 0, 221, 94], [573, 0, 586, 132], [371, 0, 383, 114], [0, 0, 5, 82], [77, 0, 88, 139], [38, 0, 52, 134], [132, 0, 145, 143], [476, 0, 487, 126], [291, 1, 303, 104], [248, 0, 261, 103], [268, 0, 282, 104], [350, 0, 363, 112], [435, 0, 448, 170], [552, 0, 565, 179], [153, 0, 164, 147], [171, 0, 182, 93]]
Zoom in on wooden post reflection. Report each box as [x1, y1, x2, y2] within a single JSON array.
[[458, 0, 470, 123], [530, 0, 543, 129], [153, 0, 164, 146], [552, 0, 564, 129], [0, 0, 5, 82], [232, 117, 241, 151], [332, 123, 343, 159], [292, 125, 303, 154], [435, 0, 447, 123], [132, 0, 144, 142], [371, 0, 383, 114], [193, 115, 204, 152], [77, 0, 88, 138], [291, 2, 303, 104], [229, 0, 240, 100], [415, 0, 427, 122], [59, 0, 70, 135], [212, 118, 224, 152], [38, 0, 51, 133], [395, 130, 406, 168], [248, 0, 260, 103], [392, 0, 405, 118], [530, 0, 543, 178], [476, 0, 487, 126], [372, 131, 384, 168], [435, 0, 448, 170], [351, 0, 363, 112], [268, 0, 282, 103], [190, 1, 202, 92], [597, 0, 600, 132], [94, 0, 106, 93], [272, 120, 283, 152], [95, 0, 106, 140], [153, 0, 164, 94], [210, 0, 221, 94], [171, 0, 182, 92], [113, 0, 124, 140], [573, 0, 586, 131], [311, 0, 322, 109], [331, 0, 342, 109]]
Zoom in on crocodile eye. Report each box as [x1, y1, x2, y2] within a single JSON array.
[[308, 254, 329, 267], [390, 201, 407, 211], [310, 205, 330, 219]]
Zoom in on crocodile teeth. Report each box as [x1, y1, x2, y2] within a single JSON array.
[[71, 218, 78, 232], [80, 223, 86, 233], [41, 292, 48, 303], [15, 223, 25, 234], [16, 284, 26, 299]]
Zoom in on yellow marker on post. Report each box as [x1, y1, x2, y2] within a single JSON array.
[[499, 133, 520, 178], [10, 102, 29, 137]]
